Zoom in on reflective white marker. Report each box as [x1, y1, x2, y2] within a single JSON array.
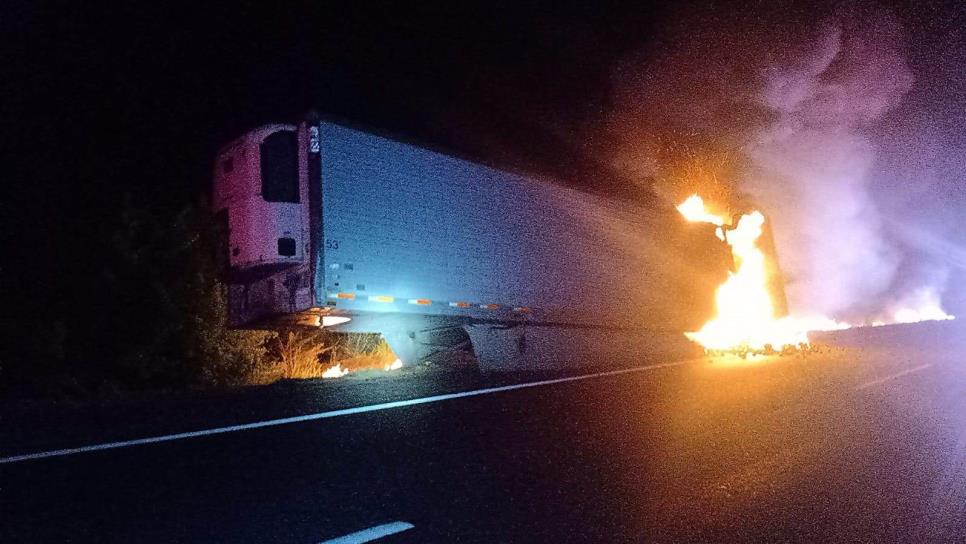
[[0, 360, 691, 465], [319, 521, 415, 544], [855, 363, 932, 390]]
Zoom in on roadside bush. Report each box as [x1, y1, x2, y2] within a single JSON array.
[[333, 333, 398, 372], [179, 205, 279, 387], [259, 329, 335, 382], [0, 190, 402, 398], [2, 195, 279, 397], [197, 329, 277, 387]]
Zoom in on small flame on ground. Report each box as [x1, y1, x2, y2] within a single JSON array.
[[321, 363, 349, 379], [321, 358, 403, 378]]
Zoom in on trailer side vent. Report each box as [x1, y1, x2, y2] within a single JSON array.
[[277, 237, 296, 256]]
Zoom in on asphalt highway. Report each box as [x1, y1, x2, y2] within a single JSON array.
[[2, 320, 965, 542]]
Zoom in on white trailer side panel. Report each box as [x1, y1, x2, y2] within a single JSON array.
[[318, 121, 722, 330]]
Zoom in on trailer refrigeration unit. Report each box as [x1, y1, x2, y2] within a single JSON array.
[[213, 118, 731, 371]]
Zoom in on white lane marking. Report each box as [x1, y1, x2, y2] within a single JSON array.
[[855, 363, 933, 391], [0, 360, 690, 465], [320, 521, 415, 543]]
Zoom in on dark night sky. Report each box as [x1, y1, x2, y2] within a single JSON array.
[[7, 2, 657, 200], [3, 0, 965, 322], [8, 2, 961, 200]]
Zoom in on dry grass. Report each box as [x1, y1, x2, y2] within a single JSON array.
[[254, 330, 334, 382], [251, 331, 398, 384], [336, 336, 398, 372]]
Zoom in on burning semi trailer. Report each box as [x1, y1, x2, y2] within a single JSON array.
[[212, 118, 732, 372], [675, 194, 954, 356], [211, 116, 954, 371]]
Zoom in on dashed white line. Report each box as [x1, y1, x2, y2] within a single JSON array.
[[0, 360, 691, 465], [855, 363, 933, 390], [320, 521, 415, 543]]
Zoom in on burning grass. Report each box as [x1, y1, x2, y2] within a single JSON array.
[[252, 331, 401, 383], [331, 333, 400, 374]]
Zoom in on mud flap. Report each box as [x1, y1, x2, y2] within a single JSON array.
[[329, 313, 473, 367], [465, 323, 702, 372], [380, 330, 426, 367], [463, 324, 526, 371]]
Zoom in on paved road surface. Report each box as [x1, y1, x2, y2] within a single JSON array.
[[2, 321, 965, 542]]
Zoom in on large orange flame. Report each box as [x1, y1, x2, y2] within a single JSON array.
[[677, 195, 848, 351]]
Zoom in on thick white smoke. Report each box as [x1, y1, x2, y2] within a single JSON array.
[[742, 17, 915, 318]]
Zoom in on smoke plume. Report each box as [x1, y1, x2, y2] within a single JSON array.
[[741, 14, 915, 318], [603, 3, 964, 322]]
